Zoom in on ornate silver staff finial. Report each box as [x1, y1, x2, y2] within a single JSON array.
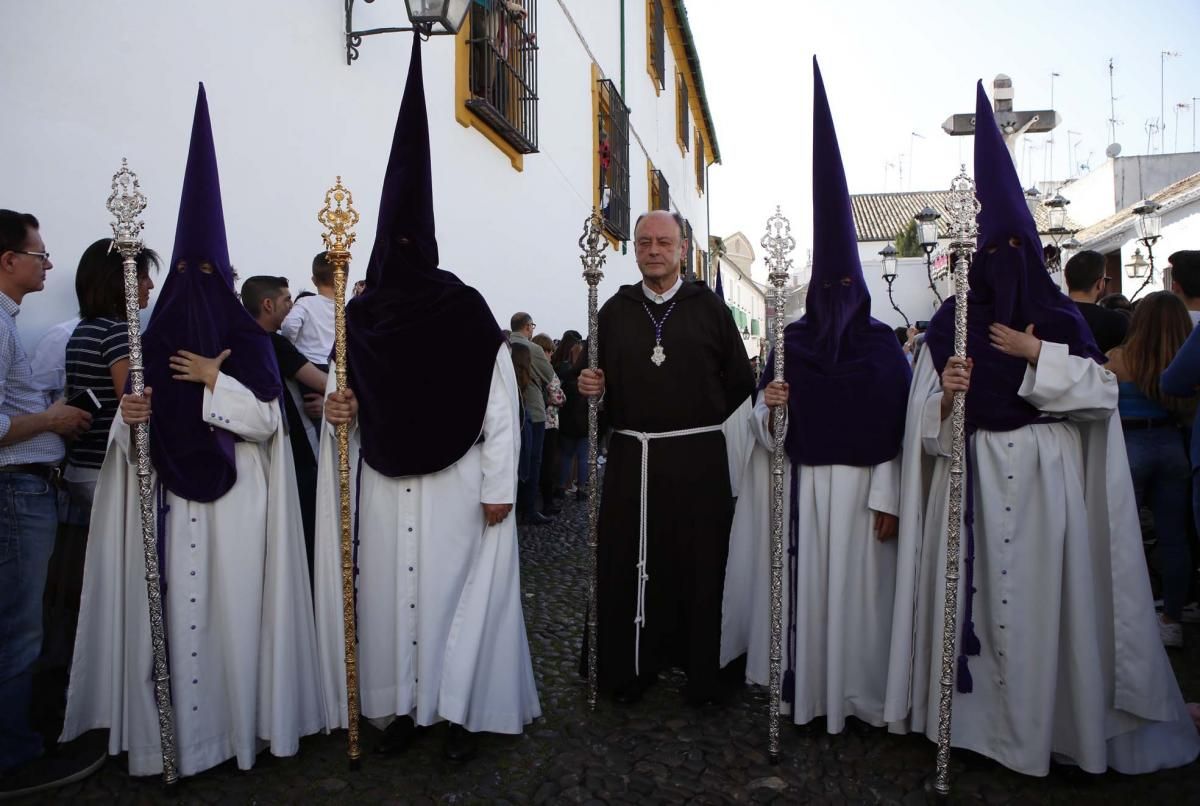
[[932, 163, 979, 798], [105, 158, 179, 786], [107, 158, 148, 253], [945, 164, 981, 250], [761, 206, 796, 287], [761, 205, 794, 765], [579, 208, 609, 287], [579, 209, 606, 711]]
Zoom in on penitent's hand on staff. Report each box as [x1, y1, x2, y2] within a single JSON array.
[[578, 368, 605, 398], [763, 381, 789, 408], [120, 387, 153, 425], [939, 356, 973, 420], [482, 503, 512, 527], [324, 387, 358, 425]]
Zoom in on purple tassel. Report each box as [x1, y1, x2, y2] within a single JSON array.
[[956, 654, 974, 693], [961, 616, 981, 656]]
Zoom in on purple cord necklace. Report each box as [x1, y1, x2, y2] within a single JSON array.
[[640, 299, 678, 366]]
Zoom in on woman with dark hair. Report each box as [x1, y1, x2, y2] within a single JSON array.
[[1107, 291, 1196, 648], [43, 238, 157, 681], [532, 332, 563, 514], [556, 338, 590, 500], [63, 238, 159, 508]]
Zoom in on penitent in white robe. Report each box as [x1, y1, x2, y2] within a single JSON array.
[[61, 373, 327, 777], [313, 346, 540, 734], [721, 396, 900, 732], [885, 342, 1200, 776]]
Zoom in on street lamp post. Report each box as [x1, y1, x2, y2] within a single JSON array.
[[879, 242, 910, 327], [915, 205, 943, 305], [1041, 192, 1075, 273], [1129, 199, 1163, 301], [346, 0, 471, 64]]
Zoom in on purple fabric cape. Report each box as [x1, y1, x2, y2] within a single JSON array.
[[346, 34, 503, 478], [766, 58, 910, 468], [924, 82, 1104, 433], [142, 83, 281, 503]]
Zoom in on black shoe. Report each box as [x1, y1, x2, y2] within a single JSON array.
[[374, 716, 417, 756], [521, 511, 553, 526], [575, 490, 587, 502], [0, 734, 106, 801], [544, 504, 561, 515], [443, 724, 478, 762]]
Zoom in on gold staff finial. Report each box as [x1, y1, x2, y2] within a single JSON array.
[[318, 176, 360, 263]]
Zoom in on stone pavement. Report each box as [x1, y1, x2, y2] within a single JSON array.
[[27, 493, 1200, 804]]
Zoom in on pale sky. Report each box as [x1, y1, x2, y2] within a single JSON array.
[[686, 0, 1200, 266]]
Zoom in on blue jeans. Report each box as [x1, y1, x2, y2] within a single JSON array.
[[0, 473, 58, 772], [1126, 427, 1191, 621], [518, 420, 546, 513], [559, 434, 590, 490]]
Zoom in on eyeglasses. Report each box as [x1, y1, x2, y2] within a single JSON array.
[[12, 250, 51, 264]]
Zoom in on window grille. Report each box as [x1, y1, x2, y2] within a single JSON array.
[[649, 0, 665, 90], [598, 79, 631, 241], [466, 0, 539, 154], [650, 169, 670, 211], [677, 71, 690, 150]]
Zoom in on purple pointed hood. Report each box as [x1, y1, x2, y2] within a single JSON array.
[[141, 83, 281, 502], [924, 81, 1103, 432], [767, 58, 911, 467], [346, 34, 504, 478]]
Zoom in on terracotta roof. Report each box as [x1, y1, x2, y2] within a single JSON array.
[[849, 190, 1078, 243], [1075, 170, 1200, 249]]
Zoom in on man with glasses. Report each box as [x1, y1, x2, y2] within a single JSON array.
[[1065, 249, 1128, 352], [0, 210, 99, 798]]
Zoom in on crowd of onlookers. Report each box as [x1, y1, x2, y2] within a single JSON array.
[[505, 313, 591, 525]]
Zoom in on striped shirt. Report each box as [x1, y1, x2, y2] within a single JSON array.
[[65, 317, 129, 470], [0, 291, 65, 465]]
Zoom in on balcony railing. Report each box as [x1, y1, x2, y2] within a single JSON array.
[[467, 0, 539, 154]]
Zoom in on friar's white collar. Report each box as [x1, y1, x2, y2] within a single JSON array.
[[642, 275, 683, 305]]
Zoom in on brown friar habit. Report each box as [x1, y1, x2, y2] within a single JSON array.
[[595, 280, 754, 699]]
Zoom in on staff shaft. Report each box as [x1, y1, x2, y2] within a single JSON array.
[[118, 247, 178, 785], [331, 256, 362, 767]]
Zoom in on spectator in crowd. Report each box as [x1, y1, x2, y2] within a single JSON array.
[[0, 209, 98, 797], [281, 251, 337, 370], [1169, 250, 1200, 327], [1107, 292, 1195, 647], [553, 332, 587, 500], [532, 332, 563, 515], [511, 341, 533, 493], [28, 317, 80, 399], [509, 311, 555, 524], [241, 274, 328, 569], [1065, 250, 1128, 352], [1099, 292, 1133, 318], [40, 239, 158, 675]]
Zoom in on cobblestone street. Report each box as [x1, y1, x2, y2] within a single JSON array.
[[28, 494, 1200, 805]]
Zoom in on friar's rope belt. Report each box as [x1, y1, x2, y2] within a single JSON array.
[[613, 424, 724, 675]]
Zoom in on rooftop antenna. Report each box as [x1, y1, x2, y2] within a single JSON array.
[[1161, 51, 1181, 153], [1106, 58, 1122, 158], [1067, 130, 1083, 178], [1175, 101, 1191, 153]]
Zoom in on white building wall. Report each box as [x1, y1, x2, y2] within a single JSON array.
[[0, 0, 714, 346]]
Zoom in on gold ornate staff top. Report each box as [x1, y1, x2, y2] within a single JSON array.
[[317, 175, 363, 769], [579, 208, 607, 711], [106, 158, 179, 786]]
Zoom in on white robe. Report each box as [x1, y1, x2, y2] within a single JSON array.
[[885, 342, 1200, 776], [721, 396, 900, 732], [313, 347, 541, 734], [61, 373, 327, 777]]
